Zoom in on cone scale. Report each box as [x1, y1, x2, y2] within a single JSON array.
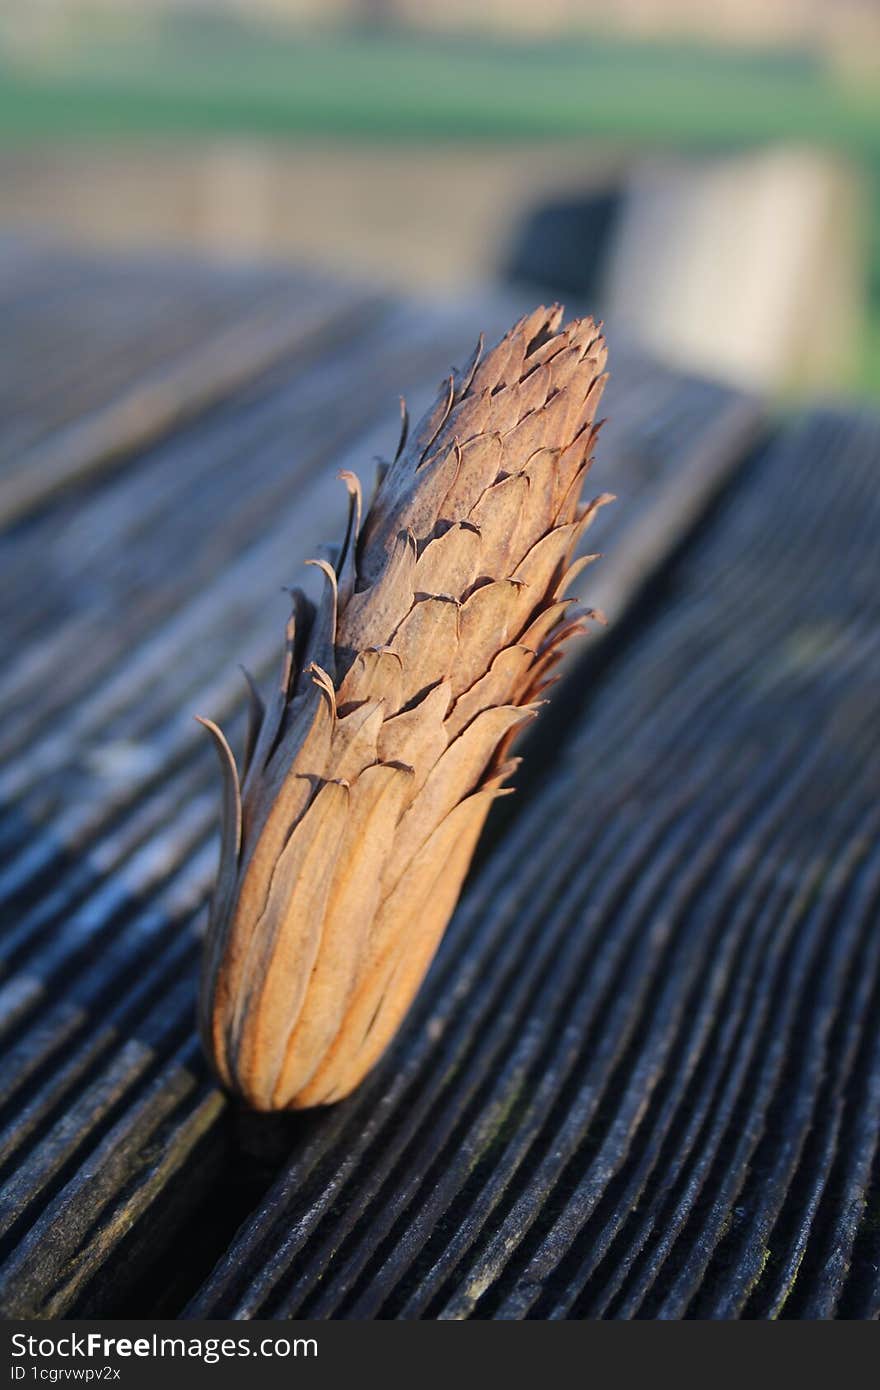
[[198, 306, 612, 1109]]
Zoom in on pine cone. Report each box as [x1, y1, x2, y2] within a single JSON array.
[[198, 305, 611, 1110]]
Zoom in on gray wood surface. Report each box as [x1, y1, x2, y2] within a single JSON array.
[[6, 246, 872, 1320]]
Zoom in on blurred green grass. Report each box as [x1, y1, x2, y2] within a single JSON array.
[[2, 20, 879, 391]]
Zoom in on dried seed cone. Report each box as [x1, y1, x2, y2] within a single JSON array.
[[199, 306, 611, 1109]]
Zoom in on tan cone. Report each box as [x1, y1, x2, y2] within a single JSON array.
[[198, 305, 612, 1109]]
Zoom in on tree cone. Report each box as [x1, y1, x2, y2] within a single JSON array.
[[199, 305, 611, 1109]]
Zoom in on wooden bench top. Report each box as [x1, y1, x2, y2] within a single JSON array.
[[0, 245, 877, 1320]]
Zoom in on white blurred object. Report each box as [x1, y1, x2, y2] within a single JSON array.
[[604, 147, 863, 392]]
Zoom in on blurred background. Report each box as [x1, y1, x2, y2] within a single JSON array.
[[1, 0, 879, 397]]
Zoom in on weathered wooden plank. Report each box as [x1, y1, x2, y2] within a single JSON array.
[[0, 258, 763, 1317], [0, 261, 388, 526], [0, 248, 324, 420], [0, 252, 291, 451]]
